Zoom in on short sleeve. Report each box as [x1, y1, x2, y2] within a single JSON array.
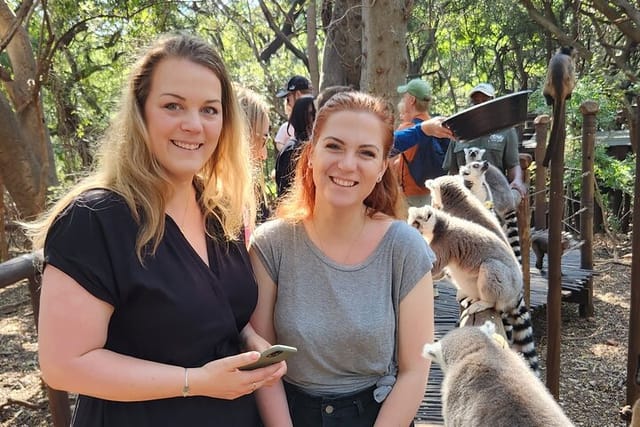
[[503, 128, 521, 170], [249, 219, 287, 283], [393, 222, 436, 301], [442, 140, 456, 173], [44, 193, 124, 306]]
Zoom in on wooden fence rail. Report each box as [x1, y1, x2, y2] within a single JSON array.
[[0, 251, 71, 427]]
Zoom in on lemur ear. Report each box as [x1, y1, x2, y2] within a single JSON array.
[[422, 342, 441, 360], [424, 179, 435, 190]]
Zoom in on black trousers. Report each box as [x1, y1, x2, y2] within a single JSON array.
[[284, 382, 416, 427]]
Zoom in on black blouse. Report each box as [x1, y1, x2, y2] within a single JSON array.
[[44, 189, 260, 426]]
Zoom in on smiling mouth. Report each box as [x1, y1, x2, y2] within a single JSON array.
[[172, 140, 203, 150], [331, 177, 357, 187]]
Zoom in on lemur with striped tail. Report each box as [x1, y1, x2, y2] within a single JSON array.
[[413, 196, 539, 375], [460, 153, 522, 264], [424, 175, 507, 245]]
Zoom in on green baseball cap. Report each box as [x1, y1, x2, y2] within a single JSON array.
[[397, 78, 432, 101]]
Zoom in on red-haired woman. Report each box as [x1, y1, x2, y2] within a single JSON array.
[[250, 91, 437, 426]]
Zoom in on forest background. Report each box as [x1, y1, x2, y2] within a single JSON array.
[[1, 0, 639, 257]]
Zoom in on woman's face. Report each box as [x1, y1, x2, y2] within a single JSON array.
[[310, 110, 387, 210], [251, 116, 270, 162], [144, 57, 223, 186]]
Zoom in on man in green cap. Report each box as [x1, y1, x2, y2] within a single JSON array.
[[393, 78, 448, 208]]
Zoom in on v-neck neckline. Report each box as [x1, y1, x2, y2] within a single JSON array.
[[165, 214, 212, 270]]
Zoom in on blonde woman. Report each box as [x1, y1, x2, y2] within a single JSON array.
[[31, 34, 284, 426], [237, 87, 272, 226]]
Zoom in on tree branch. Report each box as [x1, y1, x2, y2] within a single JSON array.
[[591, 0, 640, 43], [518, 0, 592, 60], [258, 0, 308, 66]]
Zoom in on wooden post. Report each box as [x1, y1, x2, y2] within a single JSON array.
[[518, 153, 533, 308], [0, 179, 6, 262], [459, 308, 507, 339], [627, 97, 640, 409], [546, 116, 566, 399], [533, 115, 550, 230], [579, 101, 597, 318]]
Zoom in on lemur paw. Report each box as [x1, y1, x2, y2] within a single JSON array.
[[462, 301, 493, 316], [458, 296, 476, 309]]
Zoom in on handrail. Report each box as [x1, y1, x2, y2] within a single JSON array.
[[0, 250, 42, 290]]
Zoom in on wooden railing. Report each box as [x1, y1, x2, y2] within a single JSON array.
[[0, 251, 71, 427]]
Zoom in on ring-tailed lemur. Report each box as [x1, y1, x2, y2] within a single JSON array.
[[422, 321, 572, 426], [408, 205, 539, 375], [424, 175, 507, 245], [530, 228, 581, 272], [460, 159, 522, 264], [463, 146, 484, 163]]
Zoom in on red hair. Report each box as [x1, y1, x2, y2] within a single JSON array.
[[277, 91, 403, 221]]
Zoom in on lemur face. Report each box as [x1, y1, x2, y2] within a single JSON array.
[[460, 161, 488, 184], [464, 147, 486, 164], [407, 206, 437, 240]]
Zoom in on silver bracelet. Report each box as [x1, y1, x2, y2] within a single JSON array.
[[182, 368, 190, 397]]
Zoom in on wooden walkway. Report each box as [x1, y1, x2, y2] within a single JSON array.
[[414, 249, 593, 425]]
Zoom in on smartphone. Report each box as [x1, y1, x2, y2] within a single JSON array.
[[239, 345, 298, 371]]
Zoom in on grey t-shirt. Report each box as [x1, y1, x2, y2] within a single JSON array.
[[251, 219, 435, 396]]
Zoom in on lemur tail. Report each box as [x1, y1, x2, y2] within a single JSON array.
[[501, 209, 522, 264], [502, 295, 540, 376]]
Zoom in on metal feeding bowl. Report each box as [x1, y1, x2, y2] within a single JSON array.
[[443, 90, 532, 141]]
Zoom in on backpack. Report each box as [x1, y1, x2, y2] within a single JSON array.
[[403, 122, 450, 187]]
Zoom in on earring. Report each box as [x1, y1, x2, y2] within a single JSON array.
[[308, 161, 313, 168], [376, 175, 382, 183]]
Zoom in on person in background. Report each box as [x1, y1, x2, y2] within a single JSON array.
[[397, 98, 408, 123], [274, 96, 316, 197], [237, 87, 272, 227], [30, 33, 285, 426], [274, 75, 313, 152], [442, 82, 527, 198], [315, 84, 354, 110], [250, 91, 435, 426], [392, 78, 445, 208]]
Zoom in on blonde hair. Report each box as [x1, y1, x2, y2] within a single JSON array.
[[236, 87, 270, 212], [28, 33, 254, 261]]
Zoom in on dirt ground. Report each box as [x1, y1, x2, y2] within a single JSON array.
[[0, 235, 635, 426]]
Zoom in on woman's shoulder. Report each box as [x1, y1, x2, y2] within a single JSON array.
[[75, 188, 126, 207], [252, 218, 298, 241], [56, 189, 133, 228], [381, 218, 430, 252], [46, 189, 136, 249]]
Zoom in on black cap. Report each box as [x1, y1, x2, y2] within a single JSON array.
[[276, 76, 311, 98]]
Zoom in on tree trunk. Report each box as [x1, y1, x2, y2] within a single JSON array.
[[307, 0, 320, 95], [361, 0, 411, 101], [320, 0, 363, 90], [0, 0, 56, 220]]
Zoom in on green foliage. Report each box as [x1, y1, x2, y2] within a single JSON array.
[[6, 0, 636, 204]]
